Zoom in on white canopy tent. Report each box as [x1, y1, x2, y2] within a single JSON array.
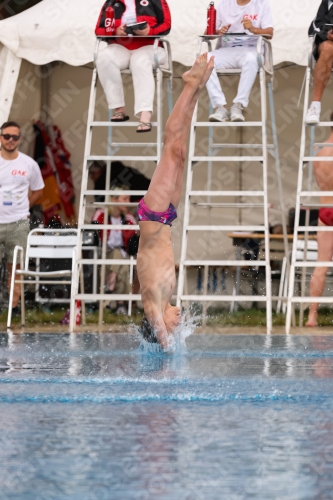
[[0, 0, 321, 124]]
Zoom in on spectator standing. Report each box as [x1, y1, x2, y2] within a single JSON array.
[[0, 121, 44, 312], [206, 0, 273, 123], [306, 0, 333, 124], [96, 0, 171, 133], [306, 114, 333, 327]]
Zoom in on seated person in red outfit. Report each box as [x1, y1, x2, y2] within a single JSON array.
[[96, 0, 171, 133]]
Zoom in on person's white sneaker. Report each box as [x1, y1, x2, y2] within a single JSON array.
[[209, 106, 230, 122], [305, 104, 320, 125], [230, 103, 245, 122]]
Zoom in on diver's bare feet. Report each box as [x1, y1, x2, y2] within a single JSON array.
[[198, 55, 215, 90], [182, 53, 209, 88]]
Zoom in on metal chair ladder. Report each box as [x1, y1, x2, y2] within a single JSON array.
[[286, 36, 333, 333], [177, 35, 288, 333], [70, 36, 173, 331]]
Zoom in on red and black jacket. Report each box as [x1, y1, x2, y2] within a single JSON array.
[[97, 0, 171, 50]]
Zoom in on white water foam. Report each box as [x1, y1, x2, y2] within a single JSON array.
[[134, 309, 200, 355]]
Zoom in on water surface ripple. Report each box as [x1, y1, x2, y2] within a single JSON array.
[[0, 332, 333, 499]]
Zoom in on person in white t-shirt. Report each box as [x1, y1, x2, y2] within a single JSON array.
[[206, 0, 274, 122], [0, 121, 44, 312]]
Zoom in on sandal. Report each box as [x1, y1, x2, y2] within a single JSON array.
[[136, 121, 152, 133], [110, 111, 130, 122]]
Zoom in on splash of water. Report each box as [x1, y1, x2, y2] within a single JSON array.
[[134, 306, 200, 355]]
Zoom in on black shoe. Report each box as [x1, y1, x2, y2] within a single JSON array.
[[12, 306, 21, 317]]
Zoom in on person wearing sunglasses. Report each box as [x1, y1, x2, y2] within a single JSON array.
[[0, 121, 44, 314]]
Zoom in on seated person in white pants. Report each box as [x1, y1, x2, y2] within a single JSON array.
[[206, 0, 273, 123], [96, 0, 171, 133]]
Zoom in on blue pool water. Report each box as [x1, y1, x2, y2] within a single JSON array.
[[1, 332, 333, 499]]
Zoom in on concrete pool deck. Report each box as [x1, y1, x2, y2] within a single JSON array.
[[2, 324, 333, 335]]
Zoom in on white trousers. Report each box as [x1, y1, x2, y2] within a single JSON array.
[[206, 47, 258, 108], [96, 44, 166, 117]]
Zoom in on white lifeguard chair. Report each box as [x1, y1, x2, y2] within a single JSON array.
[[70, 35, 173, 331], [286, 36, 333, 333], [176, 35, 289, 333]]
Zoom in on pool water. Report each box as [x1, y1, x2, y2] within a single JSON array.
[[1, 332, 333, 499]]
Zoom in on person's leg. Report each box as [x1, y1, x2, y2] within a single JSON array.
[[96, 44, 131, 117], [233, 48, 258, 107], [112, 249, 129, 313], [130, 46, 166, 129], [206, 48, 235, 108], [306, 41, 333, 123], [144, 53, 215, 212], [313, 41, 333, 102], [106, 249, 117, 292], [306, 224, 333, 327]]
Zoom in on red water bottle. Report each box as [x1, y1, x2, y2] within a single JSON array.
[[105, 4, 115, 35], [207, 2, 216, 35]]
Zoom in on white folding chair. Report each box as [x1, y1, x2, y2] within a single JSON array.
[[7, 228, 78, 328]]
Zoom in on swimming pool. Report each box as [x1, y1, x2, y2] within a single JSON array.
[[0, 332, 333, 499]]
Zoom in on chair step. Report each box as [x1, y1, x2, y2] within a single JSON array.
[[193, 122, 263, 127], [76, 293, 142, 301], [300, 203, 333, 208], [293, 261, 333, 267], [185, 225, 266, 231], [191, 156, 264, 162], [78, 259, 136, 266], [93, 201, 139, 207], [109, 143, 157, 148], [182, 260, 267, 266], [90, 121, 158, 127], [189, 190, 265, 197], [295, 226, 333, 232], [290, 296, 333, 303], [87, 155, 158, 162], [303, 156, 333, 162], [307, 121, 333, 127], [84, 189, 146, 196], [180, 295, 268, 302], [80, 224, 140, 231], [300, 191, 333, 197], [211, 143, 272, 149], [194, 202, 266, 208]]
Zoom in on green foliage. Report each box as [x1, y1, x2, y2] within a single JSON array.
[[2, 305, 333, 328]]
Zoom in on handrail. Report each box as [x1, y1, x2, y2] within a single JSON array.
[[94, 38, 100, 67], [308, 35, 315, 68], [197, 36, 212, 56], [308, 35, 317, 78], [257, 36, 274, 79], [153, 37, 173, 87]]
